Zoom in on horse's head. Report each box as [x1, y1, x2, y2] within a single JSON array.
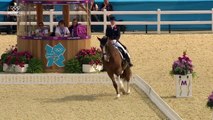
[[97, 36, 108, 49], [97, 36, 110, 62]]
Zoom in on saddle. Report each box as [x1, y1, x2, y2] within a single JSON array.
[[116, 47, 125, 60], [116, 47, 129, 69]]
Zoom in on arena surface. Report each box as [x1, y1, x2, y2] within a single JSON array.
[[0, 84, 167, 120], [0, 34, 213, 119]]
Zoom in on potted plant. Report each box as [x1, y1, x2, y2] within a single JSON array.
[[170, 51, 195, 97], [26, 58, 44, 73], [14, 51, 32, 73], [76, 47, 103, 73], [207, 92, 213, 118], [1, 45, 33, 73], [64, 57, 82, 73], [1, 45, 18, 72]]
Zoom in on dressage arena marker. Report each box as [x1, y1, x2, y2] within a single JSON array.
[[0, 73, 182, 120]]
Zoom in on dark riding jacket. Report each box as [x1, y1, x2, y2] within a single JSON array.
[[105, 25, 120, 40]]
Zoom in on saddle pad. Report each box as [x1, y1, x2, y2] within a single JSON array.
[[113, 45, 125, 60]]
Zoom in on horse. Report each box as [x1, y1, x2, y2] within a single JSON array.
[[97, 36, 132, 98]]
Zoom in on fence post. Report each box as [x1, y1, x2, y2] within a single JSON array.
[[50, 9, 54, 32], [157, 9, 161, 34], [103, 9, 107, 34], [212, 8, 213, 32]]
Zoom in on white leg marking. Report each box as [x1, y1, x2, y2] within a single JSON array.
[[117, 76, 125, 95], [117, 94, 120, 98], [127, 82, 131, 94]]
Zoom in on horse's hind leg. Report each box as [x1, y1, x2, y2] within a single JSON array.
[[123, 67, 132, 95]]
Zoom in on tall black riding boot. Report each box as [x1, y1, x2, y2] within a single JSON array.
[[125, 54, 133, 67], [126, 58, 133, 67]]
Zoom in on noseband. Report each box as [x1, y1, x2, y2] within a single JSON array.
[[102, 45, 110, 62]]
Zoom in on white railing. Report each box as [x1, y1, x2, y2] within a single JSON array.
[[0, 8, 213, 34]]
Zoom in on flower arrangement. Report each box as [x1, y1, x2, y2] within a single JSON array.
[[64, 47, 103, 73], [76, 47, 102, 66], [207, 92, 213, 109], [170, 51, 195, 76], [1, 45, 32, 67]]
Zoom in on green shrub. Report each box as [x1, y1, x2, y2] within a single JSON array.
[[26, 58, 44, 73], [64, 57, 82, 73], [0, 60, 3, 72]]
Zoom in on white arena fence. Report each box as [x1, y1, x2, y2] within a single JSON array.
[[0, 73, 183, 120], [0, 8, 213, 34]]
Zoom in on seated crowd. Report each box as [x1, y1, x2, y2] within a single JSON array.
[[33, 19, 86, 38]]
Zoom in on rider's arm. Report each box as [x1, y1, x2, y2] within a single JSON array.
[[105, 27, 110, 37], [116, 27, 120, 40]]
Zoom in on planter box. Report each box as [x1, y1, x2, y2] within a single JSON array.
[[82, 64, 103, 73], [3, 64, 16, 72], [174, 74, 192, 97], [15, 64, 28, 73], [3, 63, 9, 72]]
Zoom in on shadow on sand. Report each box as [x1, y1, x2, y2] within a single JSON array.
[[36, 93, 115, 103]]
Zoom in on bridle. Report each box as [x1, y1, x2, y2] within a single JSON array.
[[101, 44, 110, 62]]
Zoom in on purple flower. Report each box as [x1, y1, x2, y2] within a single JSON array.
[[171, 51, 194, 75], [208, 92, 213, 101]]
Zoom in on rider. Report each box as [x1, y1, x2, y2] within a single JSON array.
[[105, 16, 133, 67]]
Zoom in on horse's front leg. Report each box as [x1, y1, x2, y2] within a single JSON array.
[[107, 72, 119, 97], [116, 75, 125, 96]]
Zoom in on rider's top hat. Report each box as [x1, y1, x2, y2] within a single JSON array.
[[110, 16, 116, 21]]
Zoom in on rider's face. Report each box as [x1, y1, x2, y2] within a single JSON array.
[[110, 20, 115, 26]]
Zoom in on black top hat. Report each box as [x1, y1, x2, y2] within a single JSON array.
[[110, 16, 116, 21]]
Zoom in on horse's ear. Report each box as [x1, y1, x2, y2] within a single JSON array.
[[97, 37, 101, 41]]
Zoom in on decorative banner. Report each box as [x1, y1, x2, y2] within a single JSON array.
[[21, 0, 90, 4], [19, 36, 91, 40], [45, 43, 66, 67], [77, 25, 87, 38], [174, 74, 192, 97]]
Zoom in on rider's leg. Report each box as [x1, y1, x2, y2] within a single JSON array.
[[112, 40, 133, 67]]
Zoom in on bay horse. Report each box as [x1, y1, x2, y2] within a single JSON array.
[[97, 36, 132, 98]]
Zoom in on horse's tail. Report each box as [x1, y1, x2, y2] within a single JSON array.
[[121, 67, 132, 82]]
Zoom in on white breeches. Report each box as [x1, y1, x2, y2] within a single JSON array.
[[111, 40, 131, 58]]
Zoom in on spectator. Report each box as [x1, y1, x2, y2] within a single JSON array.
[[69, 18, 79, 37], [35, 22, 49, 37], [55, 20, 70, 37], [90, 0, 99, 32], [101, 0, 113, 21], [91, 0, 99, 21]]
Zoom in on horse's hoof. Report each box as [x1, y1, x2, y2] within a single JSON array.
[[116, 94, 121, 98], [126, 91, 131, 95]]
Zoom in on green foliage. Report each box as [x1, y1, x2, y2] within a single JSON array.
[[1, 53, 8, 63], [26, 58, 44, 73], [0, 60, 3, 72], [207, 100, 213, 109], [64, 57, 82, 73]]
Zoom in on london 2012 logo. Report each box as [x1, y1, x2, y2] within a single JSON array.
[[8, 5, 21, 15]]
